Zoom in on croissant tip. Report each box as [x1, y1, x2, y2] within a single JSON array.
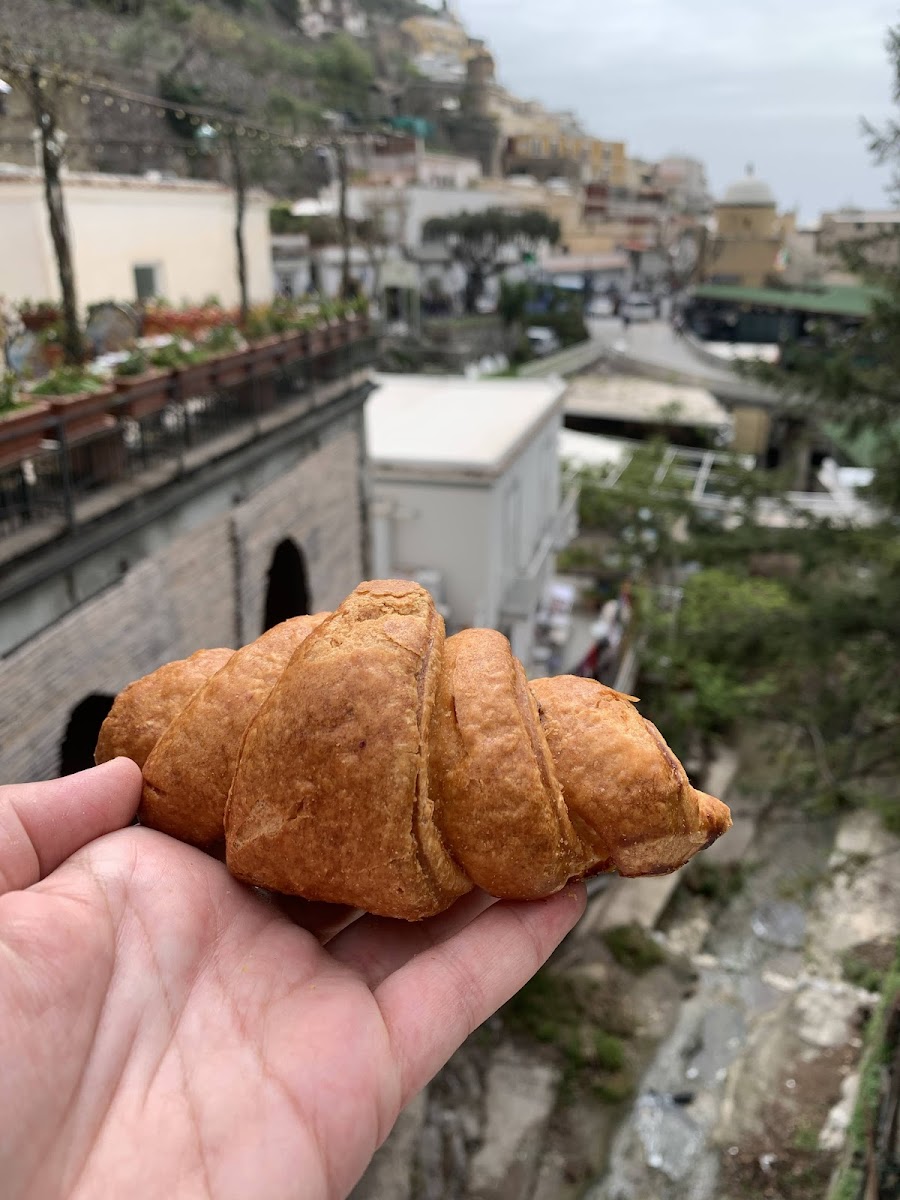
[[695, 790, 733, 846]]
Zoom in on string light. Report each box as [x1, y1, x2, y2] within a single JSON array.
[[0, 46, 381, 160]]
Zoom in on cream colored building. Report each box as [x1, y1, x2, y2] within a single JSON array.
[[703, 171, 789, 288], [0, 166, 273, 308], [366, 375, 578, 673]]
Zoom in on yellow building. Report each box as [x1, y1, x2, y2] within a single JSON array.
[[703, 171, 787, 288], [504, 132, 627, 187]]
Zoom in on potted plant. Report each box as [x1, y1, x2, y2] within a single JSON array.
[[0, 373, 52, 468], [148, 342, 214, 401], [112, 350, 173, 419], [18, 300, 63, 333], [244, 307, 286, 371], [202, 325, 254, 388], [31, 367, 115, 442]]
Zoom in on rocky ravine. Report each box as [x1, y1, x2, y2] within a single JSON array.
[[351, 754, 900, 1200]]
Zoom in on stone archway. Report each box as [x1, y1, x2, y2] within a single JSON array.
[[59, 693, 116, 776], [263, 538, 312, 632]]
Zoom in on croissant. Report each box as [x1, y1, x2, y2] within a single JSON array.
[[95, 579, 731, 920]]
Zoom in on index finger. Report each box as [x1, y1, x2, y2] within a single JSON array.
[[374, 882, 586, 1105]]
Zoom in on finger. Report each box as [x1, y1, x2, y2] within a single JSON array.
[[328, 889, 499, 987], [0, 759, 142, 895], [375, 882, 586, 1104]]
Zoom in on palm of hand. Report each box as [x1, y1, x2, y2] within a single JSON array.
[[0, 761, 584, 1200]]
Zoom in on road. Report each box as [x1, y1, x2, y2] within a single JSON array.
[[586, 318, 782, 408]]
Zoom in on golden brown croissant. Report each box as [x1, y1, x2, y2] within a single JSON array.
[[95, 579, 731, 920]]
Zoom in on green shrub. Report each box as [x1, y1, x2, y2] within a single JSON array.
[[32, 368, 106, 396], [593, 1029, 625, 1071], [602, 924, 666, 973]]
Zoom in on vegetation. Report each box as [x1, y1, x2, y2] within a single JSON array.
[[31, 367, 107, 395], [423, 209, 561, 313], [601, 925, 666, 973], [828, 943, 900, 1200], [500, 970, 634, 1106]]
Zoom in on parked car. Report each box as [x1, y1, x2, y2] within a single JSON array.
[[585, 294, 615, 318], [526, 326, 562, 357], [622, 294, 656, 322]]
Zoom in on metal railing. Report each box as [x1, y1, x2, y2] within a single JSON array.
[[0, 333, 378, 543]]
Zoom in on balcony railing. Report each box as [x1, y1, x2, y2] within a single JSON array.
[[0, 320, 377, 546]]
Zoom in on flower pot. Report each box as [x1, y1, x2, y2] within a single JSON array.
[[21, 310, 61, 333], [67, 418, 126, 486], [308, 326, 330, 357], [248, 336, 287, 373], [47, 389, 117, 442], [210, 349, 254, 389], [0, 399, 52, 469], [172, 361, 214, 401], [280, 331, 310, 366], [113, 371, 173, 419]]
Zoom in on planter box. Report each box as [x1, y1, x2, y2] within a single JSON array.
[[308, 326, 330, 357], [21, 310, 61, 333], [67, 417, 126, 487], [210, 349, 255, 389], [172, 361, 215, 401], [113, 371, 173, 419], [280, 330, 310, 359], [47, 389, 117, 442], [0, 400, 52, 469], [248, 336, 287, 374]]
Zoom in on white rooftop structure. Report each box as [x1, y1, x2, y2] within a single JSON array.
[[721, 171, 776, 207], [367, 375, 567, 478], [565, 375, 732, 433], [561, 429, 877, 528], [558, 428, 629, 471]]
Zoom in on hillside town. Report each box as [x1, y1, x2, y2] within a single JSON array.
[[0, 3, 898, 1200]]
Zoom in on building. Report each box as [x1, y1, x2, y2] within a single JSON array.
[[563, 375, 733, 448], [654, 155, 712, 215], [702, 169, 789, 288], [818, 207, 900, 269], [504, 132, 627, 188], [0, 165, 273, 308], [365, 375, 579, 672], [297, 0, 368, 39], [0, 337, 374, 784], [362, 136, 482, 190]]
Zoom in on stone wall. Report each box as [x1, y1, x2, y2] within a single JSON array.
[[0, 425, 365, 784]]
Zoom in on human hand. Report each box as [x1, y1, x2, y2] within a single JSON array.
[[0, 760, 585, 1199]]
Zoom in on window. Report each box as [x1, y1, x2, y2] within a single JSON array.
[[134, 264, 161, 302]]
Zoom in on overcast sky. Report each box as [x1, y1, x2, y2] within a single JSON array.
[[452, 0, 899, 222]]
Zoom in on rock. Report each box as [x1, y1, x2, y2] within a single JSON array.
[[751, 900, 806, 949], [806, 812, 900, 975], [819, 1071, 859, 1151], [350, 1090, 428, 1200], [584, 872, 686, 934], [466, 1046, 560, 1200], [794, 978, 868, 1049], [634, 1092, 705, 1182]]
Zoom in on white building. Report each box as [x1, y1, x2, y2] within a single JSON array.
[[0, 165, 273, 308], [365, 375, 579, 671]]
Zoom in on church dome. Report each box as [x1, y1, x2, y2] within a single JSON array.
[[721, 171, 776, 207]]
